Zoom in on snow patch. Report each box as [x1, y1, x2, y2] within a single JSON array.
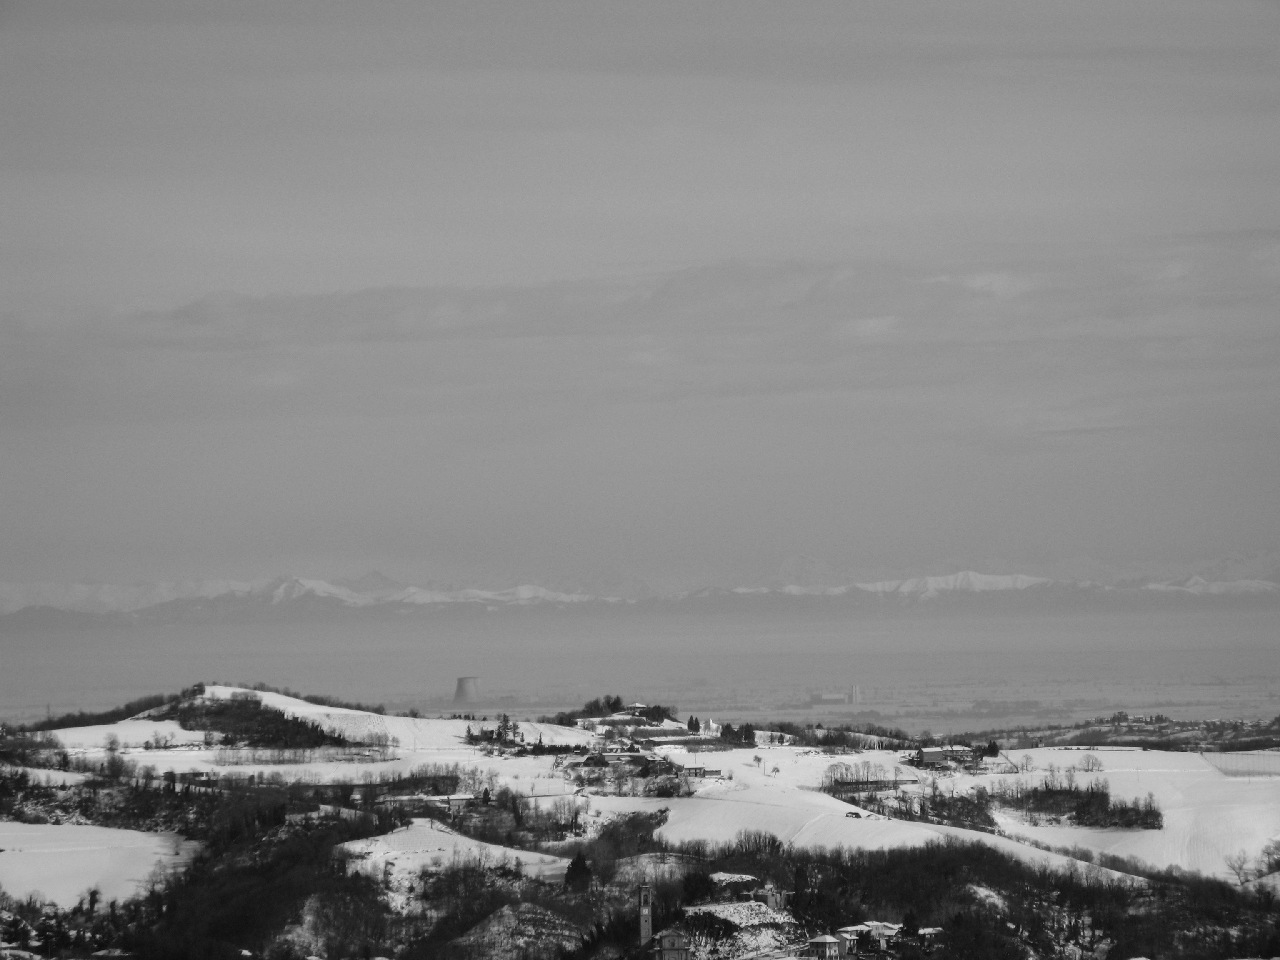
[[0, 822, 197, 909], [684, 901, 795, 927]]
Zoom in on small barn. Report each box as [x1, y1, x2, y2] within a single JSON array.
[[915, 745, 975, 768], [425, 793, 473, 814]]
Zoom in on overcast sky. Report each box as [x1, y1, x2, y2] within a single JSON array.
[[2, 1, 1278, 590]]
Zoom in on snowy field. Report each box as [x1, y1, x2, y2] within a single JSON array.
[[0, 822, 197, 908], [199, 685, 594, 752], [1, 765, 89, 787], [954, 747, 1280, 879], [74, 740, 585, 789], [35, 696, 1280, 885], [48, 739, 588, 802], [1201, 750, 1280, 777], [590, 791, 1133, 882], [589, 747, 1134, 882], [45, 685, 593, 786], [49, 719, 209, 751], [339, 818, 570, 890]]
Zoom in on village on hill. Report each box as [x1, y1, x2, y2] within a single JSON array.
[[3, 684, 1280, 960]]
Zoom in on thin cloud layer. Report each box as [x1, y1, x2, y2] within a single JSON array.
[[2, 236, 1277, 587], [3, 2, 1278, 588], [4, 3, 1278, 316]]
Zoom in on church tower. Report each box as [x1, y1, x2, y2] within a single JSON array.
[[638, 882, 653, 944]]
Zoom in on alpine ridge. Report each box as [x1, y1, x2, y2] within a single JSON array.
[[1, 569, 1275, 619]]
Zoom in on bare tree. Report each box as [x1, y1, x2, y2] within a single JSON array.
[[822, 762, 853, 788], [103, 733, 128, 779], [1225, 849, 1252, 885], [1080, 753, 1104, 772], [1258, 838, 1280, 877]]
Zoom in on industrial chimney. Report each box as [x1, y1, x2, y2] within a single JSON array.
[[453, 676, 481, 705]]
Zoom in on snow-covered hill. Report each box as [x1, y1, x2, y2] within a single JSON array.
[[199, 685, 593, 750]]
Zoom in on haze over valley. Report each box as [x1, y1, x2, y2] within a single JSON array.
[[3, 565, 1276, 731]]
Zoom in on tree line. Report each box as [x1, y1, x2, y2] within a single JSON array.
[[542, 695, 677, 727]]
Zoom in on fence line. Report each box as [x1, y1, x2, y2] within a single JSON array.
[[1201, 750, 1280, 777]]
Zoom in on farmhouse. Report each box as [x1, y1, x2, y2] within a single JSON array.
[[425, 793, 474, 814], [806, 933, 841, 957], [632, 727, 693, 747], [914, 745, 975, 769], [561, 754, 611, 780], [371, 792, 443, 817], [670, 760, 705, 778], [835, 920, 901, 953], [602, 741, 644, 756]]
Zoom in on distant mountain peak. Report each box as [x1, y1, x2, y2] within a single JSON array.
[[1146, 576, 1278, 596], [851, 570, 1055, 599], [332, 571, 406, 597], [246, 576, 385, 607]]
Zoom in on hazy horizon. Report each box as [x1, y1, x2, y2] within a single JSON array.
[[4, 602, 1278, 728]]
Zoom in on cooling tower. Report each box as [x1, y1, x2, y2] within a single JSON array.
[[453, 676, 481, 704]]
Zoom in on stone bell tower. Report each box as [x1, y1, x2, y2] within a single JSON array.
[[638, 882, 653, 944]]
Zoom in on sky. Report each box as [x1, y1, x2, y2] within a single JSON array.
[[2, 1, 1278, 592]]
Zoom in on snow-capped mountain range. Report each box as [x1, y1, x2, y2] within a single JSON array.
[[0, 575, 599, 617], [0, 569, 1275, 619]]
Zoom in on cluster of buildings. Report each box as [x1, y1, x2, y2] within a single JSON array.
[[648, 918, 940, 958], [641, 880, 940, 958], [556, 703, 728, 786], [650, 926, 942, 960], [557, 743, 723, 783], [800, 921, 942, 957], [909, 745, 977, 770], [808, 686, 864, 706], [572, 703, 723, 742]]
